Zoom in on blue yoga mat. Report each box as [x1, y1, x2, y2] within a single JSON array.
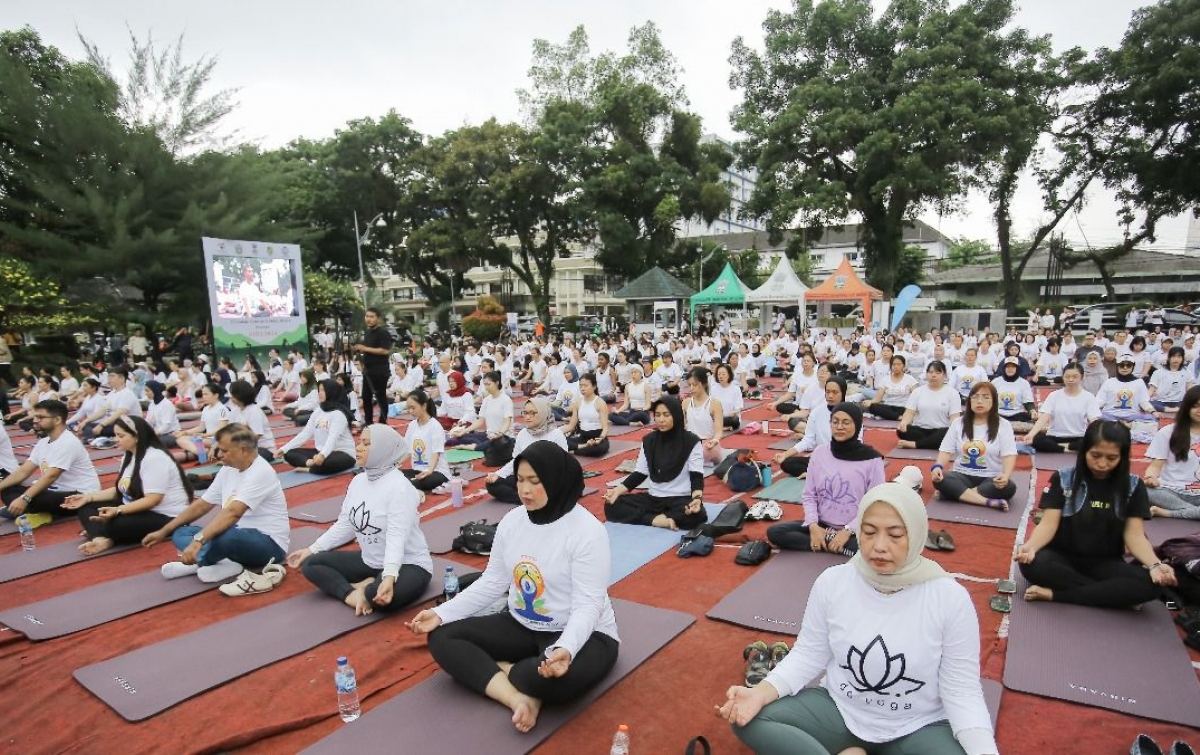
[[276, 468, 354, 490], [605, 502, 724, 585]]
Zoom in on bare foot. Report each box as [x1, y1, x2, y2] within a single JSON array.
[[651, 514, 678, 530], [1024, 585, 1054, 602], [509, 692, 542, 733], [78, 537, 114, 556], [344, 584, 373, 615], [896, 440, 916, 449], [1149, 505, 1170, 518], [496, 661, 514, 675]]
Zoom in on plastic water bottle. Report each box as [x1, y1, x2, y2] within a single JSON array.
[[761, 465, 773, 487], [450, 470, 464, 508], [334, 656, 360, 722], [16, 515, 35, 551], [194, 439, 208, 465], [610, 724, 630, 755], [443, 565, 459, 602]]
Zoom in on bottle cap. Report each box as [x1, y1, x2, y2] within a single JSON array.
[[618, 724, 628, 732], [337, 656, 348, 666], [444, 565, 455, 572]]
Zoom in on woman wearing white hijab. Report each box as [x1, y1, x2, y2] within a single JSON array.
[[484, 397, 568, 503], [285, 424, 433, 615], [717, 482, 998, 755]]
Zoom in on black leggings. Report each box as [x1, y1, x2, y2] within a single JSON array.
[[604, 492, 707, 530], [1019, 550, 1159, 608], [77, 503, 171, 543], [934, 471, 1017, 501], [1, 486, 76, 515], [428, 611, 619, 701], [292, 410, 313, 427], [568, 429, 609, 457], [609, 409, 650, 426], [780, 455, 810, 478], [897, 426, 948, 449], [301, 550, 431, 612], [1030, 432, 1083, 453], [767, 522, 858, 555], [775, 401, 799, 416], [402, 468, 449, 492], [999, 411, 1033, 423], [866, 403, 906, 421], [282, 448, 356, 475], [722, 416, 741, 430], [485, 474, 520, 503]]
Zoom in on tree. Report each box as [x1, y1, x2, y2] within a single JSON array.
[[895, 245, 928, 290], [731, 0, 1059, 297], [302, 268, 362, 324], [941, 237, 998, 269], [785, 237, 815, 287]]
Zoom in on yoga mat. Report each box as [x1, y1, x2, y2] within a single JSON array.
[[0, 514, 72, 538], [422, 500, 519, 554], [0, 539, 136, 584], [0, 528, 324, 640], [924, 471, 1031, 530], [86, 447, 126, 461], [288, 497, 344, 524], [444, 449, 484, 464], [579, 438, 641, 467], [74, 556, 473, 721], [753, 477, 807, 504], [277, 468, 354, 490], [605, 503, 725, 584], [863, 417, 900, 430], [768, 437, 797, 451], [1144, 516, 1199, 546], [886, 447, 939, 461], [1004, 575, 1200, 727], [301, 599, 695, 755], [605, 424, 642, 437], [707, 550, 845, 634], [1033, 452, 1076, 472]]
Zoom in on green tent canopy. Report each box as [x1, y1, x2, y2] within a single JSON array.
[[690, 262, 752, 320]]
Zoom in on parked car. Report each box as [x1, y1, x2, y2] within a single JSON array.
[[1132, 308, 1200, 329]]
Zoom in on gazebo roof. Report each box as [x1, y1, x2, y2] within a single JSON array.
[[746, 254, 809, 303], [806, 257, 883, 301], [691, 262, 751, 306], [614, 266, 695, 300]]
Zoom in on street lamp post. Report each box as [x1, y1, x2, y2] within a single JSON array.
[[353, 210, 385, 308]]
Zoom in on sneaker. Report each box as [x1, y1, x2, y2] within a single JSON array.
[[746, 501, 768, 521], [197, 558, 244, 583], [161, 561, 199, 580], [760, 500, 784, 521], [743, 640, 771, 686], [768, 641, 790, 669], [218, 560, 286, 596], [433, 484, 450, 495]]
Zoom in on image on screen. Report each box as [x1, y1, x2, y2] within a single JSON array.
[[212, 255, 301, 320]]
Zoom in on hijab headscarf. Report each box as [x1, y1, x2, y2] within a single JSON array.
[[643, 396, 701, 483], [364, 424, 408, 482], [446, 371, 470, 397], [999, 358, 1021, 382], [850, 482, 949, 593], [828, 403, 882, 462], [563, 363, 579, 383], [318, 378, 354, 425], [1115, 359, 1140, 383], [522, 396, 554, 437], [513, 440, 584, 525], [145, 380, 166, 405]]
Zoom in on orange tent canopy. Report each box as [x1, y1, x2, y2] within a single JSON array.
[[805, 257, 883, 315]]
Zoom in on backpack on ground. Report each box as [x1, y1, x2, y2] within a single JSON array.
[[452, 520, 498, 556]]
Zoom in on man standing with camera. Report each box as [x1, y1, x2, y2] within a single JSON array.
[[354, 307, 393, 425]]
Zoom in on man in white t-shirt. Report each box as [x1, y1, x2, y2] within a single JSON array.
[[81, 368, 143, 443], [143, 424, 290, 583], [0, 399, 100, 517]]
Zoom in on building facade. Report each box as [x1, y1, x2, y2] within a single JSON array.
[[677, 134, 767, 238]]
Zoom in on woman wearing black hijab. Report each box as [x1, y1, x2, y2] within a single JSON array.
[[408, 441, 620, 734], [767, 403, 886, 555], [603, 396, 708, 530], [275, 379, 357, 475]]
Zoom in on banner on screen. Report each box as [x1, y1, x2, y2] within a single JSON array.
[[201, 237, 308, 363]]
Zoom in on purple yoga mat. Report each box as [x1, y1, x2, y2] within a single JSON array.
[[579, 438, 641, 467], [707, 550, 846, 635], [768, 437, 797, 451], [886, 447, 939, 461], [0, 539, 136, 584], [0, 528, 324, 640], [1033, 452, 1076, 472], [864, 418, 900, 430], [277, 468, 354, 490], [300, 599, 695, 755], [421, 500, 519, 554], [1144, 516, 1199, 546], [86, 447, 126, 462], [1004, 575, 1200, 727], [604, 424, 642, 438], [924, 472, 1031, 530], [288, 497, 344, 524], [0, 515, 72, 538], [74, 556, 473, 721]]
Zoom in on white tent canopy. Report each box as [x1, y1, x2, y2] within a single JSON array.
[[747, 254, 809, 306]]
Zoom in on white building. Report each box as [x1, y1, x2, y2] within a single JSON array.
[[677, 134, 766, 237]]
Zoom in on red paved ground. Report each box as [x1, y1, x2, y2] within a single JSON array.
[[1, 390, 1197, 753]]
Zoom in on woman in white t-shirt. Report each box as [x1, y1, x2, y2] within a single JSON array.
[[562, 372, 610, 458], [863, 355, 918, 421], [932, 383, 1019, 511], [1023, 364, 1102, 452], [609, 364, 652, 426], [991, 358, 1036, 424], [711, 363, 745, 430], [276, 379, 357, 475], [1096, 357, 1157, 422], [175, 382, 230, 463], [63, 416, 192, 556], [402, 389, 453, 492], [1032, 339, 1066, 386], [1148, 346, 1193, 415], [447, 371, 514, 455], [144, 380, 181, 446], [896, 361, 961, 450], [1145, 386, 1200, 519], [228, 380, 277, 461], [551, 363, 581, 422]]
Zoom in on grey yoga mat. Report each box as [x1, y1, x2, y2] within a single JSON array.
[[0, 527, 324, 640], [863, 417, 900, 430], [885, 447, 939, 461], [73, 556, 474, 721], [1033, 452, 1076, 472], [288, 497, 344, 524], [419, 487, 598, 555], [578, 438, 641, 466], [753, 476, 807, 504], [277, 468, 354, 490], [924, 471, 1031, 530], [768, 437, 797, 451], [300, 599, 695, 755], [604, 424, 642, 437], [1144, 516, 1199, 546], [707, 550, 846, 635], [0, 538, 136, 584], [1003, 575, 1200, 727]]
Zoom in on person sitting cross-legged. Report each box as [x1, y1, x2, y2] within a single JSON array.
[[931, 382, 1018, 511], [485, 397, 568, 504], [0, 399, 101, 520]]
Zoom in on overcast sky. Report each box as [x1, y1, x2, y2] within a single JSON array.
[[6, 0, 1194, 252]]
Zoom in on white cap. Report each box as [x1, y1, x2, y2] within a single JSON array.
[[893, 465, 924, 491]]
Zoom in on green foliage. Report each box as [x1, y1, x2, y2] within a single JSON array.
[[302, 269, 362, 323], [785, 237, 815, 287], [937, 299, 973, 310], [942, 238, 998, 269], [0, 255, 79, 329], [895, 246, 928, 290], [475, 295, 506, 317], [461, 312, 505, 342]]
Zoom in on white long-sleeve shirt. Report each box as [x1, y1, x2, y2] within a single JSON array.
[[307, 469, 433, 577], [496, 428, 569, 478], [433, 504, 619, 659], [279, 406, 356, 458], [765, 564, 996, 755]]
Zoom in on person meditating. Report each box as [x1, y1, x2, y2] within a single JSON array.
[[485, 397, 567, 503], [287, 424, 432, 614], [1021, 364, 1101, 452], [402, 389, 453, 493], [1014, 420, 1174, 607], [895, 361, 960, 450], [718, 482, 999, 755], [931, 382, 1018, 511], [275, 379, 357, 475], [407, 442, 620, 734], [767, 403, 885, 556], [0, 399, 101, 519], [773, 377, 847, 479], [561, 372, 611, 458], [603, 396, 708, 531], [1146, 386, 1200, 520], [63, 416, 192, 556]]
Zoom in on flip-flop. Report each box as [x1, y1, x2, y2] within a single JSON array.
[[924, 532, 942, 551], [934, 530, 956, 552], [990, 595, 1012, 613]]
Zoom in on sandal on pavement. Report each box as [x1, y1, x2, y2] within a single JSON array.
[[743, 641, 771, 687], [768, 641, 789, 669], [218, 560, 286, 596], [990, 595, 1012, 613], [925, 532, 942, 551], [933, 530, 956, 552]]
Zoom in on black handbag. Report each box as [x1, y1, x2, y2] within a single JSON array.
[[452, 520, 498, 555], [735, 540, 772, 566], [700, 501, 749, 539], [482, 434, 515, 467]]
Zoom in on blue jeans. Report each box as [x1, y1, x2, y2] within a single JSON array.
[[172, 524, 285, 569]]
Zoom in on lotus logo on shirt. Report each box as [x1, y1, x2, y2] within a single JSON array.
[[841, 635, 925, 696]]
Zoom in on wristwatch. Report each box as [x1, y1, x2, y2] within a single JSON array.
[[19, 493, 32, 504], [193, 532, 206, 544]]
